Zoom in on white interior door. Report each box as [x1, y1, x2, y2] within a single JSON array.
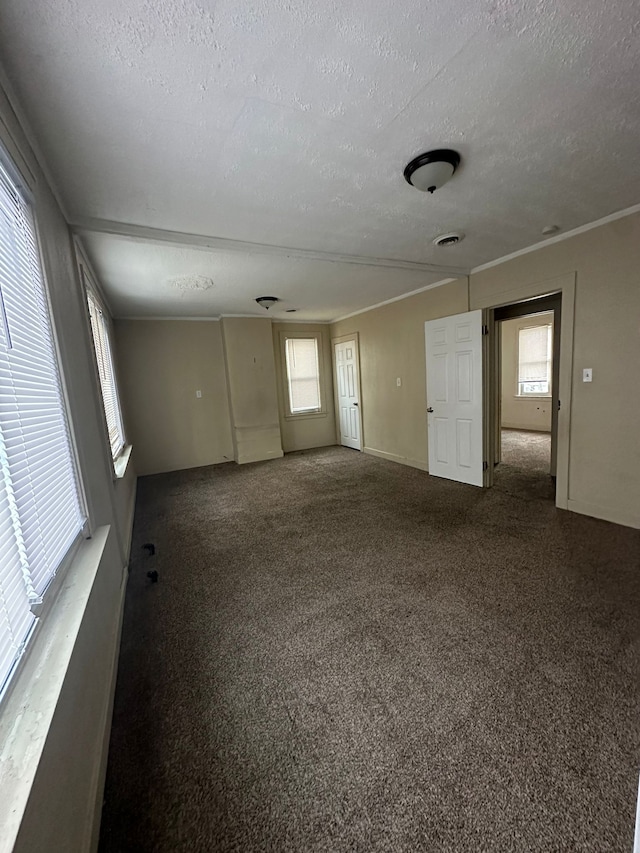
[[425, 310, 483, 487], [335, 339, 361, 450]]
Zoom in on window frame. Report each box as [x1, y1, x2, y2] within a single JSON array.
[[0, 144, 88, 702], [79, 261, 127, 469], [516, 321, 553, 398], [279, 330, 328, 420]]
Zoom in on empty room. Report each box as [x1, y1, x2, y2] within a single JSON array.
[[0, 2, 639, 852]]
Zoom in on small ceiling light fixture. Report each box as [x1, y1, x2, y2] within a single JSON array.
[[433, 231, 465, 247], [255, 296, 279, 310], [542, 224, 560, 236], [404, 149, 461, 194]]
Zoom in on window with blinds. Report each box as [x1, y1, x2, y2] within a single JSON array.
[[285, 337, 322, 414], [84, 280, 125, 460], [0, 154, 86, 698], [517, 324, 552, 395]]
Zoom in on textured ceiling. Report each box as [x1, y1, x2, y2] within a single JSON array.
[[80, 232, 449, 320], [1, 0, 639, 318]]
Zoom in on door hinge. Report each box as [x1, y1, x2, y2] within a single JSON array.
[[482, 324, 489, 335], [483, 460, 488, 471]]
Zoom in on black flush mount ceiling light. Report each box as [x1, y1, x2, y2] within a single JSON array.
[[404, 149, 461, 194], [255, 296, 279, 310]]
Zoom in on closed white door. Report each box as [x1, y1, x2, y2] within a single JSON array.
[[335, 340, 361, 450], [425, 310, 483, 487]]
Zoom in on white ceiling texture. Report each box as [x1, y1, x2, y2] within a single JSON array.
[[0, 0, 639, 320]]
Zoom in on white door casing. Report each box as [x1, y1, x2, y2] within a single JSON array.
[[425, 310, 483, 487], [334, 339, 361, 450]]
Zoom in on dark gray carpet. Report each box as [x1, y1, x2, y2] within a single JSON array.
[[100, 447, 640, 853]]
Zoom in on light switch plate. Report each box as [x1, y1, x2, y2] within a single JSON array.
[[196, 389, 202, 398], [396, 377, 402, 387], [583, 368, 592, 383]]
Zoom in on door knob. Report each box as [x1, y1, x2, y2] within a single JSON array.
[[427, 407, 434, 413], [353, 402, 359, 406]]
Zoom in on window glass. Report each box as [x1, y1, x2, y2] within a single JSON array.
[[518, 324, 552, 396], [285, 337, 321, 413], [0, 155, 85, 697], [85, 281, 125, 459]]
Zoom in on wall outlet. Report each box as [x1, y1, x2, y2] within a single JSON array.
[[396, 377, 402, 387], [582, 368, 592, 383], [196, 389, 202, 398]]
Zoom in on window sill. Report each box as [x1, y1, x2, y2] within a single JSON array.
[[284, 411, 328, 421], [0, 527, 110, 853], [113, 444, 133, 479]]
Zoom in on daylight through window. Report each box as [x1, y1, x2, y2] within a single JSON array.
[[85, 281, 126, 460], [285, 337, 321, 414], [517, 324, 552, 396], [0, 154, 85, 698]]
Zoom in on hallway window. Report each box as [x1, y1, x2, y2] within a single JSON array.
[[517, 323, 552, 396], [0, 153, 85, 698], [284, 336, 322, 415]]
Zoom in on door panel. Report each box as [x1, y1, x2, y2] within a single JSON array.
[[334, 339, 362, 450], [425, 310, 483, 487]]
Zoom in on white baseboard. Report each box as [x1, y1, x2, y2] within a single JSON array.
[[567, 499, 640, 530], [237, 448, 284, 464], [364, 446, 429, 472]]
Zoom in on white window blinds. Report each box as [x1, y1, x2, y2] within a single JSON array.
[[85, 283, 125, 459], [0, 155, 85, 696], [285, 337, 321, 413], [518, 324, 552, 395]]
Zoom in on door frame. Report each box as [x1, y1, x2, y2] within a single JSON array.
[[476, 272, 575, 509], [493, 293, 561, 476], [331, 332, 364, 450]]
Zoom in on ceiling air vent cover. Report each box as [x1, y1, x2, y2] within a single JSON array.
[[433, 231, 464, 247]]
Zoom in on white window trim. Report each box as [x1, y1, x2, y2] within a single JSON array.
[[516, 321, 553, 399], [279, 330, 328, 420], [0, 527, 113, 849], [80, 262, 129, 473], [0, 143, 89, 703]]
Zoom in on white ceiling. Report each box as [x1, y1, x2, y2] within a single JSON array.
[[80, 231, 451, 320], [1, 0, 639, 319]]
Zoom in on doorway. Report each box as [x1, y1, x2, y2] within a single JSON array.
[[332, 335, 362, 450], [491, 293, 561, 499]]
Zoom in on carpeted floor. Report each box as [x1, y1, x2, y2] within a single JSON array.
[[100, 446, 640, 853], [497, 429, 554, 502], [501, 428, 551, 474]]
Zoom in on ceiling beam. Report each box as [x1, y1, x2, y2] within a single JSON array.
[[70, 216, 470, 277]]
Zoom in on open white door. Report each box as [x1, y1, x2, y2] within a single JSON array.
[[425, 310, 483, 487], [334, 339, 362, 450]]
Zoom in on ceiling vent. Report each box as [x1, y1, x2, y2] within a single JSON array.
[[433, 231, 464, 247]]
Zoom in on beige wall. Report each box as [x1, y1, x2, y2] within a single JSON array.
[[114, 320, 234, 475], [329, 213, 640, 529], [272, 323, 337, 452], [501, 312, 554, 431], [331, 279, 469, 469], [471, 212, 640, 528], [221, 317, 283, 464]]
